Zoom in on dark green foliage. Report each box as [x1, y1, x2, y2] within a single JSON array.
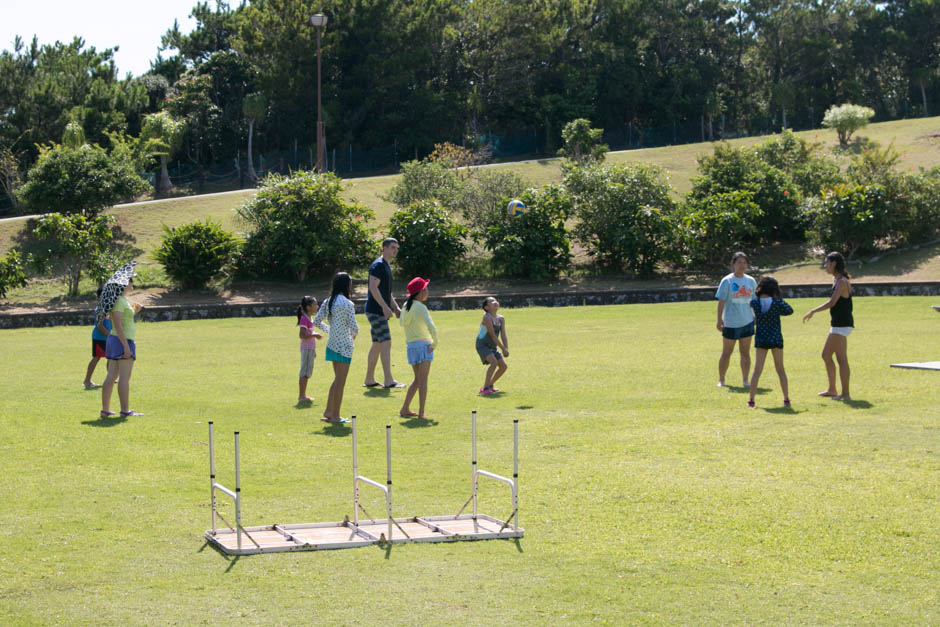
[[383, 160, 459, 209], [236, 171, 376, 281], [17, 144, 148, 216], [755, 130, 844, 197], [155, 220, 240, 289], [450, 170, 529, 240], [690, 144, 803, 243], [804, 184, 890, 258], [566, 163, 675, 277], [483, 185, 571, 280], [0, 250, 28, 298], [558, 119, 608, 165], [30, 212, 116, 297], [677, 191, 762, 267], [388, 201, 467, 278]]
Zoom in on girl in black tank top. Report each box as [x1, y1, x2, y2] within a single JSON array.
[[802, 252, 853, 401]]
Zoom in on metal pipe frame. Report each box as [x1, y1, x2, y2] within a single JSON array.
[[351, 417, 394, 542], [208, 423, 245, 550], [468, 412, 520, 530]]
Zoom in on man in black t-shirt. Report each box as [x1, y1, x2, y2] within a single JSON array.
[[363, 238, 405, 388]]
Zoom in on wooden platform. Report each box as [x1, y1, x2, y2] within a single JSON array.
[[205, 514, 523, 555]]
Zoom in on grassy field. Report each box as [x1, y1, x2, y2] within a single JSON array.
[[0, 297, 937, 623]]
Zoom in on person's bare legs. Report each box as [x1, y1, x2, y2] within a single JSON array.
[[84, 356, 101, 387], [483, 357, 499, 389], [818, 334, 839, 396], [718, 337, 736, 386], [748, 349, 767, 404], [299, 376, 310, 401], [101, 359, 120, 413], [401, 363, 421, 416], [770, 348, 789, 402], [415, 361, 430, 416], [364, 341, 382, 385], [738, 336, 752, 387], [379, 340, 398, 386], [115, 359, 134, 413], [831, 335, 850, 400], [325, 361, 350, 421]]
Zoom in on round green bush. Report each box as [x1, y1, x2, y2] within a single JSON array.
[[155, 219, 240, 289], [388, 200, 467, 278]]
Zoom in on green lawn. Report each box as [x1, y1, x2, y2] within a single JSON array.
[[1, 298, 937, 623]]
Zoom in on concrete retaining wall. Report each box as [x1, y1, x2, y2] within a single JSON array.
[[1, 281, 937, 329]]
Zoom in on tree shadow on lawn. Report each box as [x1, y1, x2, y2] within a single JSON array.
[[81, 415, 128, 427], [851, 241, 940, 279]]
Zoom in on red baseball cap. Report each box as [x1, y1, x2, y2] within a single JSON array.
[[407, 277, 430, 296]]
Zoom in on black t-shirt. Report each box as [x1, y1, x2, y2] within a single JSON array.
[[365, 256, 392, 315]]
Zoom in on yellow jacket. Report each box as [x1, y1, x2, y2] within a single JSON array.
[[400, 300, 438, 347]]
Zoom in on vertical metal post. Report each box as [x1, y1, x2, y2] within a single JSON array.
[[209, 421, 216, 534], [513, 419, 519, 530], [352, 416, 358, 527], [386, 424, 392, 541], [234, 431, 242, 551], [315, 24, 324, 172], [471, 411, 478, 519]]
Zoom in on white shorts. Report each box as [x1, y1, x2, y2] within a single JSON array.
[[829, 327, 853, 337]]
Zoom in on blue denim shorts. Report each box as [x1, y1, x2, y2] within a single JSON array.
[[722, 322, 754, 341], [406, 340, 434, 365]]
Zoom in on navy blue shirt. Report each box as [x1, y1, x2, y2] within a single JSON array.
[[365, 256, 392, 316]]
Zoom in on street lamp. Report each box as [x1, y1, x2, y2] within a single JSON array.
[[310, 13, 328, 172]]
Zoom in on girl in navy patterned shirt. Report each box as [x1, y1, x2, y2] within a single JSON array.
[[747, 276, 793, 408]]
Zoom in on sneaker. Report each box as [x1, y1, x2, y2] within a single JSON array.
[[783, 399, 791, 407], [480, 387, 494, 396], [746, 400, 755, 408]]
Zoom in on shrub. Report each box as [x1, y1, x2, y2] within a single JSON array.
[[388, 201, 467, 278], [690, 143, 803, 243], [566, 163, 675, 276], [451, 169, 529, 240], [236, 171, 377, 281], [677, 191, 762, 267], [822, 103, 876, 146], [483, 185, 571, 280], [0, 250, 29, 298], [382, 160, 460, 209], [804, 183, 890, 258], [558, 118, 608, 165], [17, 144, 148, 216], [155, 220, 240, 289], [30, 212, 116, 297], [755, 130, 844, 196]]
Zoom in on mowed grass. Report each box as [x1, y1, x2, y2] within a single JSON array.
[[0, 297, 937, 624]]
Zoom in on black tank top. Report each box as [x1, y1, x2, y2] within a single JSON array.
[[829, 283, 853, 327]]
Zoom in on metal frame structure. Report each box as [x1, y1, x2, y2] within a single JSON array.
[[204, 412, 523, 555]]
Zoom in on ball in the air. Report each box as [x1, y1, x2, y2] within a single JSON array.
[[507, 199, 528, 217]]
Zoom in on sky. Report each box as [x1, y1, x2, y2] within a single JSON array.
[[1, 0, 198, 77]]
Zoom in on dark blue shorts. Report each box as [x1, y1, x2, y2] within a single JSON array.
[[105, 335, 136, 360], [722, 322, 754, 341]]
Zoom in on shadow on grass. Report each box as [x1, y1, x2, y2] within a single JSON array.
[[513, 538, 524, 553], [762, 406, 801, 415], [516, 405, 534, 410], [81, 415, 128, 427], [852, 241, 940, 279], [295, 400, 315, 410], [313, 422, 351, 437], [199, 538, 247, 571], [399, 416, 439, 428], [842, 398, 873, 409], [721, 384, 749, 393], [363, 387, 391, 398]]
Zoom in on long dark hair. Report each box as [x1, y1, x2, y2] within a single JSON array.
[[296, 295, 316, 323], [327, 272, 352, 316], [826, 251, 851, 279], [755, 275, 781, 299]]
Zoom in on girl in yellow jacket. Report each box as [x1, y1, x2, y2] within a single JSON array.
[[399, 277, 438, 419]]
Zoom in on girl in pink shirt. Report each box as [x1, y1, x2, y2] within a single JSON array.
[[296, 296, 322, 403]]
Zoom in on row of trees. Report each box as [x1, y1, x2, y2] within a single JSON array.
[[2, 0, 939, 212]]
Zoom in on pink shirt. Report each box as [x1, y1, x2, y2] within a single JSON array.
[[299, 314, 317, 350]]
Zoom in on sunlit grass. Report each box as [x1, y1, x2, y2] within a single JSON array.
[[0, 297, 937, 623]]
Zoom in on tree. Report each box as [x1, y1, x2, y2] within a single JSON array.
[[140, 111, 186, 194], [236, 171, 376, 281], [0, 144, 23, 213], [0, 250, 29, 298], [822, 104, 876, 146], [242, 92, 267, 182], [558, 119, 608, 165], [17, 144, 148, 216], [31, 212, 116, 297]]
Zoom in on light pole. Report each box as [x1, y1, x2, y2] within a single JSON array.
[[310, 13, 328, 172]]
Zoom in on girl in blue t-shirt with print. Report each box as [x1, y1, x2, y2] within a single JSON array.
[[747, 276, 793, 408], [715, 251, 756, 387]]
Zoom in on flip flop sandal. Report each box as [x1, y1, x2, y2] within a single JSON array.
[[399, 411, 418, 417], [362, 382, 382, 388], [120, 410, 144, 417], [100, 410, 117, 418], [384, 382, 406, 389]]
